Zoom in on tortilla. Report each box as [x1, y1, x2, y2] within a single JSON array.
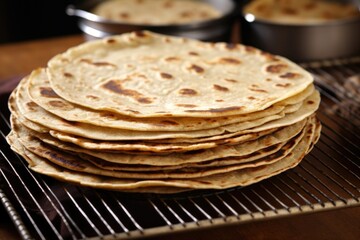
[[6, 115, 318, 191], [47, 31, 313, 118]]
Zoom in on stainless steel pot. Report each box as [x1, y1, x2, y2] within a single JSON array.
[[67, 0, 238, 42], [240, 0, 360, 62]]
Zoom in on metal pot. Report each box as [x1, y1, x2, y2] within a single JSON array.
[[67, 0, 238, 42], [240, 0, 360, 62]]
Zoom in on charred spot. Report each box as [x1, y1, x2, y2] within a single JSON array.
[[179, 88, 198, 95], [280, 72, 302, 79], [160, 72, 173, 79], [307, 100, 315, 104], [185, 106, 244, 113], [266, 64, 288, 73], [40, 87, 59, 98], [218, 57, 241, 64], [176, 104, 197, 108], [63, 72, 73, 78], [187, 64, 204, 74], [275, 83, 291, 88], [188, 51, 199, 56], [213, 84, 229, 92], [247, 96, 256, 100], [103, 80, 153, 104]]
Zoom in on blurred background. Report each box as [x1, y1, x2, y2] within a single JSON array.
[[0, 0, 81, 43]]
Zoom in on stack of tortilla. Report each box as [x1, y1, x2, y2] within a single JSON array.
[[7, 31, 321, 194]]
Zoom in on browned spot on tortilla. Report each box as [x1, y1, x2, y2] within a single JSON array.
[[119, 12, 130, 19], [160, 72, 173, 79], [180, 11, 193, 18], [63, 72, 73, 78], [40, 87, 59, 98], [106, 38, 116, 44], [213, 84, 229, 92], [176, 104, 197, 108], [26, 101, 38, 110], [224, 79, 238, 83], [248, 96, 256, 100], [103, 80, 153, 104], [188, 51, 199, 56], [251, 84, 259, 88], [163, 37, 172, 43], [266, 78, 272, 82], [134, 31, 147, 37], [187, 64, 204, 74], [99, 112, 119, 120], [307, 100, 315, 105], [185, 106, 244, 113], [48, 100, 69, 108], [218, 57, 241, 64], [276, 83, 291, 88], [280, 72, 302, 79], [80, 58, 116, 67], [216, 99, 224, 102], [165, 56, 180, 62], [266, 64, 288, 73], [179, 88, 198, 95], [86, 95, 99, 100], [260, 51, 279, 61], [249, 87, 268, 93]]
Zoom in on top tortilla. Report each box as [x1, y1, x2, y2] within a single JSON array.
[[47, 31, 313, 118]]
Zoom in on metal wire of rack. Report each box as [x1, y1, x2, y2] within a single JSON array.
[[0, 61, 359, 240]]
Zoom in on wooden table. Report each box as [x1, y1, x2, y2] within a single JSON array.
[[0, 35, 359, 240]]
